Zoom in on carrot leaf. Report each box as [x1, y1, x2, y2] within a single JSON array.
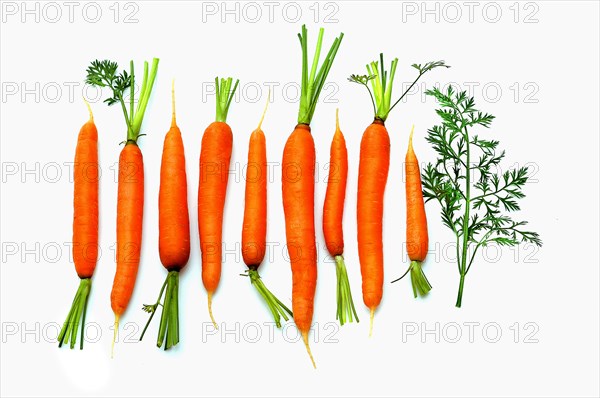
[[85, 58, 159, 144], [297, 25, 344, 125], [422, 87, 542, 308]]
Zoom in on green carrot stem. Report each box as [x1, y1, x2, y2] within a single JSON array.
[[297, 25, 344, 125], [215, 76, 239, 123], [58, 278, 92, 350], [334, 255, 359, 325], [140, 271, 181, 349], [248, 269, 293, 328]]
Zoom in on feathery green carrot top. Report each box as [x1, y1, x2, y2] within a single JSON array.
[[85, 58, 160, 144], [422, 86, 542, 307], [349, 55, 448, 122], [214, 76, 239, 123], [297, 25, 344, 126]]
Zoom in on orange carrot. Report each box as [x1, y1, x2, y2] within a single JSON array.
[[283, 123, 317, 335], [58, 100, 98, 350], [322, 109, 359, 325], [198, 77, 239, 328], [242, 123, 267, 268], [282, 25, 343, 368], [242, 95, 293, 327], [350, 55, 446, 336], [403, 126, 431, 297], [140, 81, 190, 349], [357, 119, 389, 336], [85, 58, 159, 356], [111, 142, 144, 315]]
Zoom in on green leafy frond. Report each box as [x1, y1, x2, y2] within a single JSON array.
[[422, 86, 542, 307], [85, 58, 159, 143]]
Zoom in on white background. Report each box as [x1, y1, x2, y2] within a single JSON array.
[[1, 1, 599, 397]]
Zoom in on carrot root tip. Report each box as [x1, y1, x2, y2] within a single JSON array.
[[83, 97, 93, 122], [111, 314, 120, 359], [368, 308, 375, 337], [408, 124, 415, 147], [207, 292, 218, 330], [301, 330, 316, 369]]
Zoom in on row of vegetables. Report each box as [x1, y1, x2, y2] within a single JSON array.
[[58, 26, 541, 367]]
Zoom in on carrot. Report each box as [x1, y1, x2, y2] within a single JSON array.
[[241, 94, 293, 327], [357, 119, 389, 336], [282, 25, 343, 368], [58, 100, 98, 350], [85, 58, 159, 356], [140, 81, 190, 349], [198, 76, 239, 328], [322, 109, 359, 325], [349, 56, 447, 336], [392, 126, 431, 297]]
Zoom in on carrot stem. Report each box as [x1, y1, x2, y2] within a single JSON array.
[[131, 58, 159, 141], [139, 276, 168, 342], [409, 260, 431, 298], [172, 274, 180, 346], [214, 76, 239, 123], [297, 24, 344, 125], [456, 273, 466, 308], [390, 265, 411, 283], [57, 278, 91, 350], [247, 269, 293, 328], [366, 55, 399, 121], [334, 255, 359, 325], [79, 288, 89, 350], [129, 61, 135, 124], [150, 271, 180, 350]]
